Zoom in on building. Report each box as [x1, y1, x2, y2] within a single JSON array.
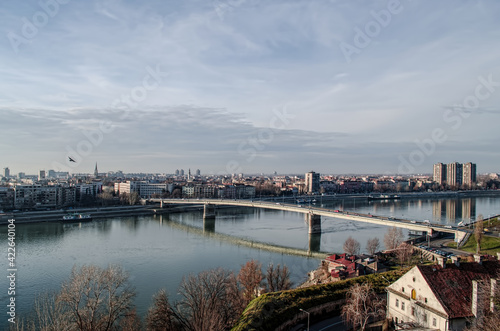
[[3, 167, 10, 178], [11, 184, 76, 209], [462, 162, 477, 187], [94, 163, 99, 177], [446, 162, 463, 187], [305, 171, 320, 194], [387, 255, 499, 330], [38, 170, 46, 181], [433, 163, 447, 185], [114, 181, 169, 198]]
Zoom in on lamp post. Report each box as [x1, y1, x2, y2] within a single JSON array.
[[299, 308, 310, 331]]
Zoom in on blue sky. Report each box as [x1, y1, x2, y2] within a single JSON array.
[[1, 0, 499, 175]]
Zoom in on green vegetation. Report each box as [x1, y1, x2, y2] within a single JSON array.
[[231, 268, 410, 331], [455, 235, 500, 255]]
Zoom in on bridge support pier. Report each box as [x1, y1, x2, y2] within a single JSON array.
[[306, 213, 321, 234], [203, 204, 216, 219]]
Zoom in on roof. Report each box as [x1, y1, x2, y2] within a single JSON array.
[[417, 260, 500, 319]]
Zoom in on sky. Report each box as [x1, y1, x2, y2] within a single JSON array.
[[0, 0, 499, 175]]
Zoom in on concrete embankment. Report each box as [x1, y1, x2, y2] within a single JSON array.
[[0, 204, 205, 225]]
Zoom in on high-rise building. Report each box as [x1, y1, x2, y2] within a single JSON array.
[[447, 162, 463, 187], [3, 167, 10, 178], [38, 170, 46, 181], [175, 169, 180, 176], [196, 169, 201, 176], [462, 162, 477, 186], [180, 169, 185, 176], [433, 163, 447, 185], [305, 171, 320, 194]]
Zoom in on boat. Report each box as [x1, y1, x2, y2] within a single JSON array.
[[62, 213, 92, 222]]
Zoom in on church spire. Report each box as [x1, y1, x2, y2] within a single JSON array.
[[94, 163, 98, 177]]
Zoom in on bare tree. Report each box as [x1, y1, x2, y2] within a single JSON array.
[[366, 237, 380, 255], [128, 192, 140, 205], [474, 214, 484, 254], [343, 236, 361, 255], [57, 265, 136, 331], [395, 242, 414, 266], [10, 292, 72, 331], [384, 226, 404, 250], [175, 268, 244, 331], [341, 283, 386, 331], [266, 263, 292, 292], [237, 260, 263, 304], [464, 280, 500, 331], [119, 309, 142, 331], [146, 289, 177, 331]]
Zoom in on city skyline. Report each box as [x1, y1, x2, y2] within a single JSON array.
[[1, 1, 500, 174]]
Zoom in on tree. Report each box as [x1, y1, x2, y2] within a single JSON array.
[[237, 260, 263, 304], [474, 214, 484, 254], [119, 309, 142, 331], [146, 289, 177, 331], [57, 265, 136, 331], [266, 263, 292, 292], [343, 236, 361, 255], [384, 226, 404, 250], [366, 237, 380, 255], [128, 192, 140, 205], [175, 268, 244, 331], [395, 242, 414, 266], [342, 283, 386, 331]]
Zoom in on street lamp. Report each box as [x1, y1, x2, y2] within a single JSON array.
[[299, 308, 310, 331]]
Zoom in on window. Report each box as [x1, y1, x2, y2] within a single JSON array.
[[402, 287, 405, 293], [411, 289, 416, 300], [423, 314, 427, 323], [433, 318, 437, 327], [425, 298, 428, 303], [396, 299, 399, 307], [411, 307, 415, 316], [401, 302, 405, 311]]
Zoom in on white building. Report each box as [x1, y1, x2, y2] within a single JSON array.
[[387, 255, 499, 330], [114, 181, 169, 198]]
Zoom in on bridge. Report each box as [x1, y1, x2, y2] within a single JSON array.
[[150, 198, 470, 247]]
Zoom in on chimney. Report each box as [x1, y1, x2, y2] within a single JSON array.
[[472, 280, 483, 321], [491, 279, 498, 313], [451, 255, 460, 267], [474, 254, 483, 265], [437, 257, 447, 269]]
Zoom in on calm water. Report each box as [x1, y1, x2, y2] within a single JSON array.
[[1, 195, 499, 327]]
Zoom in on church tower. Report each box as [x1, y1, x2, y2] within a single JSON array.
[[94, 163, 99, 177]]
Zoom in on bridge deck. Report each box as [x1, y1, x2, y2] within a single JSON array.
[[151, 198, 469, 238]]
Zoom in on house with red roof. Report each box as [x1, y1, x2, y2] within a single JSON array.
[[387, 254, 499, 330], [325, 253, 386, 280]]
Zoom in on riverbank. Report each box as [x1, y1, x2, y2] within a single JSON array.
[[0, 204, 206, 225]]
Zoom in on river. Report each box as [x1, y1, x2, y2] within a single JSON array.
[[1, 194, 499, 328]]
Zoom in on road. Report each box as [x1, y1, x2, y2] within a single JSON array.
[[310, 316, 347, 331]]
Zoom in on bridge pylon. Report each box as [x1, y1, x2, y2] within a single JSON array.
[[203, 203, 216, 219], [306, 213, 321, 234]]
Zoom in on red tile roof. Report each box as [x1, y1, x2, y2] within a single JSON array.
[[418, 260, 500, 319]]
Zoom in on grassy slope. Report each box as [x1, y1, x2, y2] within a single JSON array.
[[232, 268, 410, 331]]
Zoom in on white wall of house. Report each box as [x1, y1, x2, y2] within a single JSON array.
[[387, 266, 449, 330]]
